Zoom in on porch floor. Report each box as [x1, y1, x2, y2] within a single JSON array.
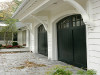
[[0, 50, 82, 75]]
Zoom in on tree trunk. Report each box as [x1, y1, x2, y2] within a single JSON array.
[[4, 32, 8, 46]]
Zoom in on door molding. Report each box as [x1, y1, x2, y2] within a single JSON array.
[[63, 0, 94, 29]]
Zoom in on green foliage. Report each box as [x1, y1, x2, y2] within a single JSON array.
[[12, 42, 18, 46], [77, 70, 85, 75], [86, 69, 96, 75], [77, 69, 96, 75], [46, 65, 96, 75], [1, 18, 17, 33], [12, 0, 22, 12], [1, 18, 17, 45], [0, 44, 2, 47], [66, 70, 73, 75], [46, 65, 72, 75]]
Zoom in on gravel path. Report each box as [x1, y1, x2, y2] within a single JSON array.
[[0, 52, 81, 75]]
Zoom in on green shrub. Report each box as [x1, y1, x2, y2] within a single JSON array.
[[46, 65, 73, 75], [77, 69, 96, 75], [77, 70, 85, 75], [46, 65, 96, 75], [12, 42, 18, 46], [86, 69, 96, 75], [0, 44, 2, 47], [66, 70, 73, 75]]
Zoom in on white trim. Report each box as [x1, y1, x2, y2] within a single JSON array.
[[32, 15, 48, 31], [19, 0, 50, 21], [51, 11, 88, 63], [51, 10, 78, 24], [12, 0, 29, 18], [63, 0, 89, 24], [34, 23, 44, 53]]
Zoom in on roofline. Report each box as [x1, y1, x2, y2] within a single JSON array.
[[12, 0, 29, 18]]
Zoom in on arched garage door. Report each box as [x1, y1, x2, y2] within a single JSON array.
[[57, 14, 87, 68], [38, 25, 48, 56]]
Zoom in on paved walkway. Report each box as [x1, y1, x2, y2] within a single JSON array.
[[0, 50, 81, 75]]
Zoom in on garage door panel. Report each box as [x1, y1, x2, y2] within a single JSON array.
[[38, 25, 48, 56], [73, 26, 87, 67], [57, 14, 87, 68], [58, 29, 73, 62]]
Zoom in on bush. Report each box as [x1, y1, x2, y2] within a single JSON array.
[[13, 45, 22, 48], [77, 69, 96, 75], [86, 69, 96, 75], [46, 65, 96, 75], [0, 44, 2, 47], [6, 45, 13, 48], [46, 65, 73, 75], [12, 42, 18, 46], [77, 70, 85, 75]]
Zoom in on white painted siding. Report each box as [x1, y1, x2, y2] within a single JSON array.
[[88, 0, 100, 74], [16, 0, 100, 74]]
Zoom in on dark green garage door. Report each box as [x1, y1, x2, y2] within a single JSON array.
[[57, 14, 87, 68], [38, 25, 48, 56]]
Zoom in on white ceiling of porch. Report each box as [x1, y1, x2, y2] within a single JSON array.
[[36, 0, 88, 16]]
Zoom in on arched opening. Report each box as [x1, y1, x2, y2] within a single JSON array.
[[38, 24, 48, 56], [57, 14, 87, 68]]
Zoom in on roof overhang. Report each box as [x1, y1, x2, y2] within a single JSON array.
[[12, 0, 29, 18], [12, 0, 58, 21]]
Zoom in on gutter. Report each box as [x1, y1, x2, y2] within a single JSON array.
[[12, 0, 29, 18]]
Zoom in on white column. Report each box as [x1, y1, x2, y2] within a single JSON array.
[[48, 24, 58, 60], [26, 29, 29, 47], [30, 31, 35, 52], [18, 31, 23, 45]]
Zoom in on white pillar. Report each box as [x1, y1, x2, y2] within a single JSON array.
[[26, 29, 29, 47], [48, 24, 58, 60], [30, 31, 35, 52], [18, 31, 23, 45]]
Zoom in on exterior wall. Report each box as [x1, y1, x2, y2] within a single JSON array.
[[14, 0, 100, 74], [87, 0, 100, 74], [18, 31, 23, 45]]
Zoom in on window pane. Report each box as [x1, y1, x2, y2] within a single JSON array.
[[67, 23, 69, 27], [73, 17, 76, 21], [76, 21, 80, 26], [73, 22, 76, 27], [76, 15, 81, 21]]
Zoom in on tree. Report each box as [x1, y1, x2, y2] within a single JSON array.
[[1, 18, 17, 45], [0, 0, 22, 45]]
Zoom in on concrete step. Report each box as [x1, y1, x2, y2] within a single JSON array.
[[0, 48, 30, 52]]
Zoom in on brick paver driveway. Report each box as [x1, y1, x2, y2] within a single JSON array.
[[0, 52, 81, 75]]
